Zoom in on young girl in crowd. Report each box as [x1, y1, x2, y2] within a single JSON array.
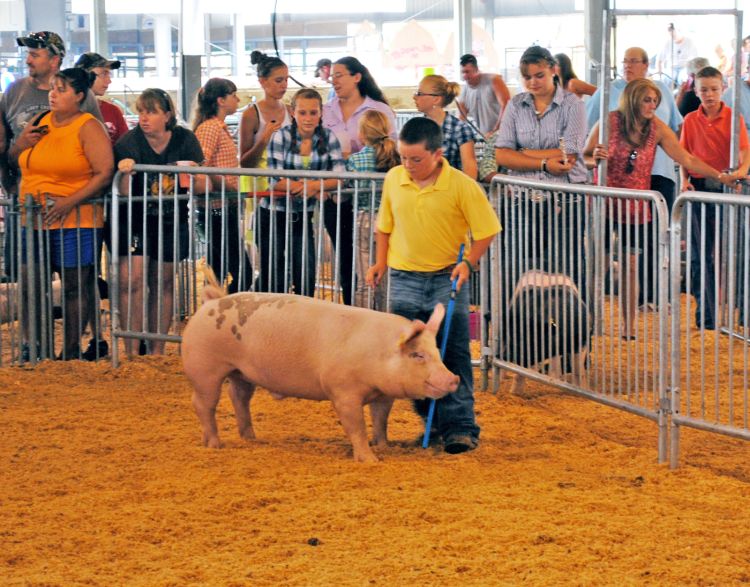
[[192, 77, 253, 293], [346, 110, 401, 309], [263, 88, 345, 298], [495, 46, 588, 289], [413, 74, 477, 179], [239, 51, 292, 181], [554, 53, 596, 98]]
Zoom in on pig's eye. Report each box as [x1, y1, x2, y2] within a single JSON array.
[[409, 351, 426, 362]]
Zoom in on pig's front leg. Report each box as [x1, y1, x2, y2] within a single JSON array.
[[369, 396, 394, 447], [331, 395, 379, 463]]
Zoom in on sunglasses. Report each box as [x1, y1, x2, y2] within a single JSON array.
[[625, 149, 638, 174], [414, 91, 442, 97]]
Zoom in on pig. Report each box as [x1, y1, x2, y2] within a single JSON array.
[[181, 272, 459, 462], [0, 277, 62, 324], [501, 269, 590, 396]]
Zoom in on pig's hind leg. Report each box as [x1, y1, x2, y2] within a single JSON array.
[[227, 373, 257, 441], [369, 396, 394, 447], [190, 373, 225, 448]]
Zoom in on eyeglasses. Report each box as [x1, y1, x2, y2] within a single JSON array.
[[622, 59, 646, 65], [413, 91, 441, 97], [95, 71, 112, 79], [331, 73, 352, 80], [625, 149, 638, 174]]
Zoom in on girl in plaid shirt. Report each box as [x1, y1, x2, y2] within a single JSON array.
[[263, 88, 345, 297]]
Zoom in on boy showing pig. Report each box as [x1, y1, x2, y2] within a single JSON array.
[[366, 117, 501, 454]]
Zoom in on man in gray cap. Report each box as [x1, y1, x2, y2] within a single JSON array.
[[0, 31, 102, 280], [314, 58, 334, 101], [75, 52, 128, 146]]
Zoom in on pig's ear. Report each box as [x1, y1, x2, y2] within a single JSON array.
[[424, 303, 446, 335], [399, 320, 427, 348]]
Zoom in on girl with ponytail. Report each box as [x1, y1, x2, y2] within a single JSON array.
[[346, 110, 400, 309], [413, 74, 477, 179], [192, 78, 253, 294]]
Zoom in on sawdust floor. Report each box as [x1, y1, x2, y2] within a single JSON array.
[[3, 353, 750, 586]]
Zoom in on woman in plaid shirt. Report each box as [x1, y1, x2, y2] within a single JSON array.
[[413, 74, 477, 180]]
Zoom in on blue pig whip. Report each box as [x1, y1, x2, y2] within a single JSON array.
[[423, 243, 465, 449]]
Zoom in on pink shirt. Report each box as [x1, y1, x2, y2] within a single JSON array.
[[322, 95, 397, 155]]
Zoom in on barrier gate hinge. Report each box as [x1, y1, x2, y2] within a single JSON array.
[[659, 397, 672, 413]]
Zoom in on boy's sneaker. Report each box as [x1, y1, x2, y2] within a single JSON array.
[[443, 434, 478, 454], [82, 338, 109, 361]]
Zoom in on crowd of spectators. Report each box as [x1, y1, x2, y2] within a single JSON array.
[[1, 26, 749, 452]]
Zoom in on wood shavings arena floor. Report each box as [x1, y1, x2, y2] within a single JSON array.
[[2, 355, 750, 586]]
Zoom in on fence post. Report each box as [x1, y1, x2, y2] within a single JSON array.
[[23, 195, 38, 365], [669, 204, 683, 468]]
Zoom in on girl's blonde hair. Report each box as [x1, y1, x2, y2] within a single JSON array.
[[358, 110, 400, 171], [420, 74, 462, 108], [617, 78, 662, 145]]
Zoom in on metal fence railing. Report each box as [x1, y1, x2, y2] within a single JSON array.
[[489, 175, 671, 463], [108, 165, 493, 378], [10, 162, 750, 469], [669, 191, 750, 467]]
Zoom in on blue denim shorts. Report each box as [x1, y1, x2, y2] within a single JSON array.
[[22, 228, 102, 269]]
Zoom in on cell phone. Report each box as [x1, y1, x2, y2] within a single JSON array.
[[32, 125, 49, 135]]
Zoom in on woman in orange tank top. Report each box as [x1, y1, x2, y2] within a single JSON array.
[[11, 67, 113, 360]]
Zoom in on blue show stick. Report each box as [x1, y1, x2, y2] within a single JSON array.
[[423, 243, 465, 449]]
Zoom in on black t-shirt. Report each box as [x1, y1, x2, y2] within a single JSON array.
[[678, 90, 701, 117], [114, 124, 204, 199]]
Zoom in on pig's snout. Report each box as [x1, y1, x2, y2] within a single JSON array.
[[424, 372, 459, 398]]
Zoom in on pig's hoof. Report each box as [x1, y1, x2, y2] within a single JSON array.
[[354, 451, 381, 463], [203, 436, 222, 449], [239, 431, 256, 442]]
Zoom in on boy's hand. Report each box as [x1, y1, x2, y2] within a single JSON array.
[[682, 178, 695, 191], [366, 263, 386, 287], [450, 261, 472, 292], [719, 172, 743, 191]]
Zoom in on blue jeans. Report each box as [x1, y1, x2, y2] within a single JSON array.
[[389, 268, 479, 440], [688, 178, 720, 329]]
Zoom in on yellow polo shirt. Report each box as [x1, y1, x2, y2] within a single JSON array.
[[376, 159, 501, 272]]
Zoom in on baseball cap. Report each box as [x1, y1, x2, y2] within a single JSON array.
[[75, 52, 121, 71], [16, 31, 65, 57], [314, 58, 332, 78]]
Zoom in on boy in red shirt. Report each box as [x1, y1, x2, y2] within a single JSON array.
[[680, 66, 750, 329]]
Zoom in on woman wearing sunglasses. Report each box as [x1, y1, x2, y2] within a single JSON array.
[[585, 78, 738, 337], [413, 74, 477, 180]]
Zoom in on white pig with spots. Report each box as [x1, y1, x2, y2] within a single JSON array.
[[181, 269, 459, 462]]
